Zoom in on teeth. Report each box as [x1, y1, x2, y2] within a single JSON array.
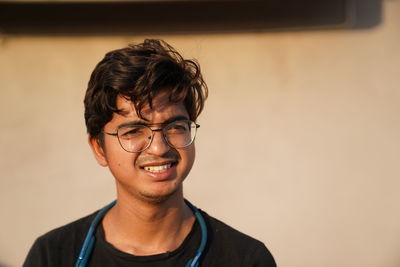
[[144, 163, 172, 173]]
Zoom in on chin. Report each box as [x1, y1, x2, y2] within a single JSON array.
[[138, 184, 182, 204], [138, 191, 176, 204]]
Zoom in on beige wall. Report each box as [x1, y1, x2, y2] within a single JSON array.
[[1, 1, 400, 266]]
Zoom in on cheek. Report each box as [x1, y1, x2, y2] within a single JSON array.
[[181, 145, 196, 173], [104, 139, 137, 168], [189, 145, 196, 166], [106, 152, 140, 184]]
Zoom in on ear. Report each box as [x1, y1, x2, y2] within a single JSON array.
[[88, 136, 108, 167]]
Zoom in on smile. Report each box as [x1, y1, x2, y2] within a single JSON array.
[[143, 163, 173, 173]]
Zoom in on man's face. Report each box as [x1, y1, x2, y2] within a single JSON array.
[[89, 91, 196, 203]]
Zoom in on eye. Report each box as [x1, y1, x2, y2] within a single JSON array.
[[119, 126, 147, 139], [166, 121, 189, 134]]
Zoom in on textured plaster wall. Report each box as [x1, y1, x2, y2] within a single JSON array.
[[0, 1, 399, 266]]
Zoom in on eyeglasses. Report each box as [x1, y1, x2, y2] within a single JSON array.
[[103, 120, 200, 153]]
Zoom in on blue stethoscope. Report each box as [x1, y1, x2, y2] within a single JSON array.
[[75, 200, 208, 267]]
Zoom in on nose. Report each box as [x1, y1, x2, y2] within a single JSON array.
[[145, 129, 171, 155]]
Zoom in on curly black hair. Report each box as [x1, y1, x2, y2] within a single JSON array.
[[84, 39, 208, 140]]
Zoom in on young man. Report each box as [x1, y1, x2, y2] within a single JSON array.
[[23, 39, 276, 267]]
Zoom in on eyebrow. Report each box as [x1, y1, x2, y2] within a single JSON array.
[[116, 115, 190, 129]]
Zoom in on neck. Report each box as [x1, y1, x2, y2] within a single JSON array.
[[102, 190, 195, 256]]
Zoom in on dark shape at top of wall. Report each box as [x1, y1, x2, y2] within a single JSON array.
[[0, 0, 382, 35], [351, 0, 382, 28]]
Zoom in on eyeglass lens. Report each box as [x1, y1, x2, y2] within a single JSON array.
[[117, 120, 197, 153]]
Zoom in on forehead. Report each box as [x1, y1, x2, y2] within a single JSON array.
[[116, 92, 188, 122]]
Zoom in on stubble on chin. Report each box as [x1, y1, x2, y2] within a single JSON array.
[[137, 183, 183, 205]]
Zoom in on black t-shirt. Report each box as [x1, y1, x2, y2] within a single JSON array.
[[23, 209, 276, 267]]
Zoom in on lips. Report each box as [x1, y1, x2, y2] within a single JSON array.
[[140, 160, 177, 174], [143, 163, 172, 173], [139, 161, 177, 181]]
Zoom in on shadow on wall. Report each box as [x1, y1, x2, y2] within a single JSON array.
[[0, 0, 382, 35], [352, 0, 382, 28]]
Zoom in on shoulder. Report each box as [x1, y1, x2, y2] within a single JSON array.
[[200, 210, 276, 267], [23, 210, 98, 267], [203, 211, 260, 243], [37, 210, 97, 247]]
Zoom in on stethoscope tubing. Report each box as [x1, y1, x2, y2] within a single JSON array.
[[75, 200, 207, 267]]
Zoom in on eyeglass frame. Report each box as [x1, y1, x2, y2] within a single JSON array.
[[102, 119, 200, 153]]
